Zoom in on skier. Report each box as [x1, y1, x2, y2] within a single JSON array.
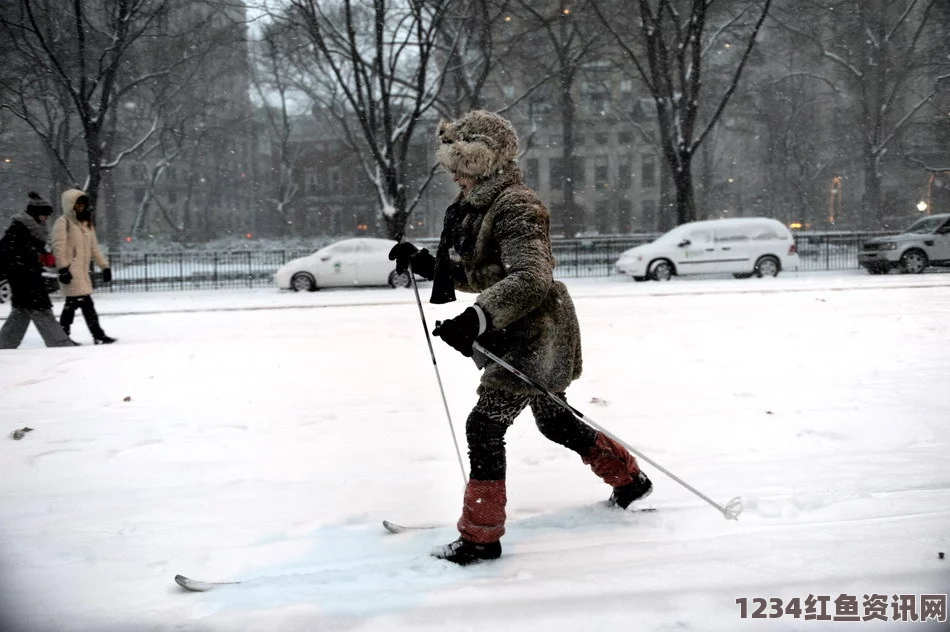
[[0, 191, 77, 349], [389, 110, 653, 565], [51, 189, 116, 344]]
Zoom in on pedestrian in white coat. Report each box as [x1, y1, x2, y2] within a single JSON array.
[[51, 189, 116, 344]]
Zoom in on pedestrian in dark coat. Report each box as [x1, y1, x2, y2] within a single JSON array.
[[390, 110, 653, 565], [0, 192, 77, 349]]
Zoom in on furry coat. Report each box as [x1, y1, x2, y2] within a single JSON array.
[[51, 189, 109, 297], [446, 162, 583, 394]]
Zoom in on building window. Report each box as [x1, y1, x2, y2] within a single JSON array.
[[550, 157, 563, 190], [595, 155, 609, 189], [595, 133, 609, 146], [526, 158, 539, 189], [307, 173, 318, 196], [618, 155, 632, 190], [167, 189, 178, 204], [595, 201, 611, 234], [641, 154, 656, 188], [589, 95, 609, 115], [618, 199, 633, 233], [619, 131, 633, 145], [572, 157, 586, 190], [133, 187, 145, 203], [642, 198, 657, 229], [329, 167, 341, 194]]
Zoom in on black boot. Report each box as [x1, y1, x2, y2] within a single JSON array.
[[94, 335, 117, 345], [432, 537, 502, 566], [609, 472, 653, 509]]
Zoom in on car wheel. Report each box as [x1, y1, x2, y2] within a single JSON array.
[[754, 255, 780, 278], [650, 260, 673, 281], [733, 273, 753, 279], [899, 249, 928, 274], [388, 269, 411, 288], [0, 278, 10, 304], [866, 265, 887, 275], [291, 272, 317, 292]]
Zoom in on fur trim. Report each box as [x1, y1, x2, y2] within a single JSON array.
[[436, 110, 519, 179], [60, 189, 88, 219]]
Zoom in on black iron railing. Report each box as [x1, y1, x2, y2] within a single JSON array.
[[92, 232, 896, 293]]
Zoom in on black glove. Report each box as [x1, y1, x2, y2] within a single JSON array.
[[58, 267, 72, 284], [102, 267, 112, 283], [388, 241, 435, 280], [433, 306, 490, 357]]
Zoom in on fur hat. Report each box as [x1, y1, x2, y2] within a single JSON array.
[[25, 191, 53, 219], [436, 110, 519, 180]]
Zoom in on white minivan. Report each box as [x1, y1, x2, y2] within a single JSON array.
[[614, 217, 800, 281]]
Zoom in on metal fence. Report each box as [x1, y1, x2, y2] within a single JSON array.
[[96, 232, 895, 294]]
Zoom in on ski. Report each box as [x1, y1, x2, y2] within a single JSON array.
[[382, 519, 439, 534], [174, 574, 241, 592], [383, 507, 657, 534]]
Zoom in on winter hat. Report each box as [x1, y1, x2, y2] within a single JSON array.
[[25, 191, 53, 219], [436, 110, 519, 180]]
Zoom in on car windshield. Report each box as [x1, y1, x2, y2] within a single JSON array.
[[902, 216, 945, 234], [653, 227, 688, 244]]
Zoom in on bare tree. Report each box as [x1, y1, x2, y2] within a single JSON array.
[[0, 0, 172, 243], [0, 0, 255, 246], [593, 0, 773, 226], [506, 0, 610, 236], [248, 20, 307, 236], [284, 0, 455, 238], [771, 0, 950, 227], [433, 0, 514, 115]]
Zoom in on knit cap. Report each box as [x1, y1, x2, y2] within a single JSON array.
[[25, 191, 53, 219]]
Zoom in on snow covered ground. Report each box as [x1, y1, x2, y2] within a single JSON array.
[[1, 270, 948, 631]]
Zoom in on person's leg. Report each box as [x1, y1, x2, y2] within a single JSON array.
[[530, 392, 598, 454], [435, 389, 529, 564], [77, 295, 108, 341], [530, 394, 652, 508], [0, 308, 31, 349], [30, 309, 77, 347], [60, 296, 79, 336]]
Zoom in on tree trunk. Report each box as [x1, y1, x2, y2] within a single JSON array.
[[864, 149, 883, 229], [673, 152, 697, 226], [658, 160, 675, 232], [559, 67, 580, 236]]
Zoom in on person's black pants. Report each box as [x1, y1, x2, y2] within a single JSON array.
[[467, 389, 597, 480], [60, 295, 105, 339]]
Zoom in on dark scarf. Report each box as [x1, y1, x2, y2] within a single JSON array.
[[430, 202, 461, 304], [429, 162, 524, 305]]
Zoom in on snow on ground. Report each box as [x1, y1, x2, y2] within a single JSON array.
[[1, 270, 948, 631]]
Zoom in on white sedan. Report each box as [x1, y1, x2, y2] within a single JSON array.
[[274, 237, 413, 291]]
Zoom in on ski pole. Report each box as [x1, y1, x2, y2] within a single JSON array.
[[470, 340, 743, 521], [401, 242, 468, 486]]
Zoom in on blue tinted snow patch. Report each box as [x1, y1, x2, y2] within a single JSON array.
[[198, 522, 493, 618]]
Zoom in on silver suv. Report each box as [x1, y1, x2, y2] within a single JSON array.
[[858, 214, 950, 274]]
